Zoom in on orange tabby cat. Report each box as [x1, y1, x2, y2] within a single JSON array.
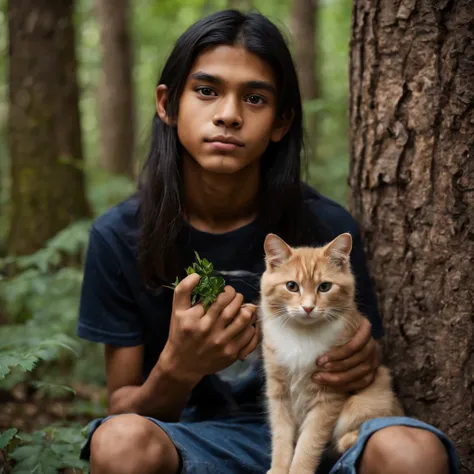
[[260, 232, 403, 474]]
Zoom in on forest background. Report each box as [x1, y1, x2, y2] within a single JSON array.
[[0, 0, 472, 473]]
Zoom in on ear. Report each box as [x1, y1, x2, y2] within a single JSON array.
[[270, 109, 294, 143], [156, 85, 176, 126], [324, 233, 352, 267], [264, 233, 293, 269]]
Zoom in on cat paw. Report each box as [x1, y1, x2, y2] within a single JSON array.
[[337, 430, 359, 453]]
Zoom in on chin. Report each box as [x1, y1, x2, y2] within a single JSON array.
[[196, 155, 246, 175]]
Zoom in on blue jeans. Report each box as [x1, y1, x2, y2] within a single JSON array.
[[81, 414, 459, 474]]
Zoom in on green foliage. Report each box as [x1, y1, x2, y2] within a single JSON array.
[[166, 252, 226, 310], [0, 335, 79, 381], [0, 217, 94, 471], [0, 429, 17, 450], [5, 425, 88, 474]]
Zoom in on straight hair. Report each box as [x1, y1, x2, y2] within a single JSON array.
[[138, 9, 310, 288]]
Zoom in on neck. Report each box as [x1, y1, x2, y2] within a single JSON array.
[[182, 153, 260, 234]]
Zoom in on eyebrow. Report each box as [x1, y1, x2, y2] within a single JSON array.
[[189, 72, 277, 95]]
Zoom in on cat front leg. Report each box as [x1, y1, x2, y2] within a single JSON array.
[[264, 359, 296, 474], [289, 401, 343, 474], [266, 390, 296, 474]]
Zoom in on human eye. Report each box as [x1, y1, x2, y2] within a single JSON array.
[[246, 94, 266, 105], [196, 87, 217, 97]]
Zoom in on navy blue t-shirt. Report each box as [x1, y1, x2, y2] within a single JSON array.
[[77, 185, 383, 419]]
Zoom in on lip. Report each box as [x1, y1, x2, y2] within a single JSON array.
[[205, 135, 244, 147]]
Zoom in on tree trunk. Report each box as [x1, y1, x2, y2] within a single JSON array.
[[348, 1, 473, 472], [290, 0, 319, 149], [94, 0, 135, 178], [8, 0, 90, 256]]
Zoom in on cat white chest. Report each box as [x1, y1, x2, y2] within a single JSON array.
[[263, 318, 345, 373]]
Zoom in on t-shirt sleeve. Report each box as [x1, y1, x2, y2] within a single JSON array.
[[350, 226, 384, 339], [77, 226, 143, 346]]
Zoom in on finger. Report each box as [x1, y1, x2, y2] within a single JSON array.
[[242, 304, 259, 325], [233, 324, 256, 354], [214, 293, 245, 330], [205, 286, 236, 323], [187, 303, 206, 321], [340, 373, 375, 392], [313, 360, 373, 387], [322, 338, 376, 372], [221, 305, 256, 339], [238, 325, 260, 360], [317, 318, 372, 365], [173, 273, 200, 311]]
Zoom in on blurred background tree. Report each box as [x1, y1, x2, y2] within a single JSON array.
[[7, 0, 90, 256], [94, 0, 135, 178]]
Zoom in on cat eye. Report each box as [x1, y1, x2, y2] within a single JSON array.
[[286, 281, 299, 292], [318, 282, 332, 293]]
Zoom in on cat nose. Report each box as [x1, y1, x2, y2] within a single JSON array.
[[302, 306, 314, 315]]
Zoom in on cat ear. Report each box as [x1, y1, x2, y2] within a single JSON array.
[[324, 233, 352, 267], [264, 234, 292, 269]]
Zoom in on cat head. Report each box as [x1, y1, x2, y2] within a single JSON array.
[[260, 233, 356, 326]]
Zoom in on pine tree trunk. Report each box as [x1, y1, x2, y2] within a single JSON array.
[[348, 1, 473, 471], [8, 0, 90, 256], [94, 0, 135, 178], [290, 0, 319, 149]]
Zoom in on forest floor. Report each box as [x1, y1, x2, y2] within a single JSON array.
[[0, 383, 106, 432], [0, 382, 106, 473]]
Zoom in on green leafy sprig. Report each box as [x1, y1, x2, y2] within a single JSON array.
[[165, 252, 226, 311]]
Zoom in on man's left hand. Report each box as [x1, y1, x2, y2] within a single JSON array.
[[312, 318, 381, 392]]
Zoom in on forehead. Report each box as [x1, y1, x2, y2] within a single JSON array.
[[188, 45, 276, 87]]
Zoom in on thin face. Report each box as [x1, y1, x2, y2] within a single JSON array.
[[175, 45, 288, 175]]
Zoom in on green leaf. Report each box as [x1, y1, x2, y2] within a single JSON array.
[[10, 444, 43, 462], [31, 381, 76, 397], [166, 252, 226, 311], [0, 428, 17, 449]]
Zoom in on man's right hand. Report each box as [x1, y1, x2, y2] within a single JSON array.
[[160, 273, 259, 386]]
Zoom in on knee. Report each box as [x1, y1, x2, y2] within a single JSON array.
[[90, 414, 178, 474], [360, 426, 450, 474]]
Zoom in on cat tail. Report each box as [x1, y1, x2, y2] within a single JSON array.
[[332, 365, 404, 453]]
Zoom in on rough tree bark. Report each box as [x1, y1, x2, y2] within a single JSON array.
[[348, 1, 473, 471], [8, 0, 90, 256], [94, 0, 135, 178], [290, 0, 319, 148]]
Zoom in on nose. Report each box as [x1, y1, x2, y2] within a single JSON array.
[[302, 306, 314, 315], [213, 96, 242, 129]]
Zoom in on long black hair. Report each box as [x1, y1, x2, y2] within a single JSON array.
[[139, 9, 309, 288]]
